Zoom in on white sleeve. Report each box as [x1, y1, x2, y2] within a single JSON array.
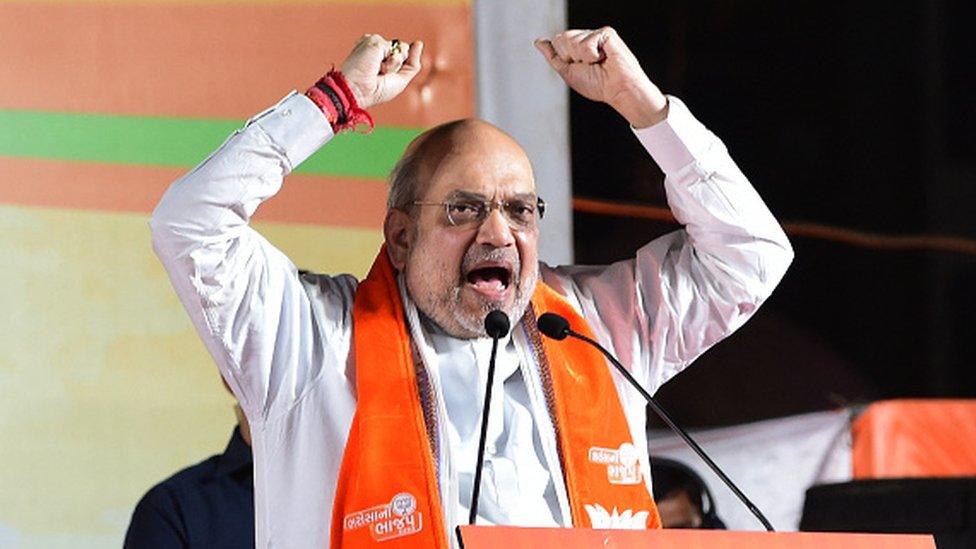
[[149, 92, 357, 421], [542, 96, 793, 394]]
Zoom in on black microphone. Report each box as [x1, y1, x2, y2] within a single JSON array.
[[536, 312, 776, 532], [537, 312, 570, 341], [469, 310, 510, 525], [484, 310, 510, 339]]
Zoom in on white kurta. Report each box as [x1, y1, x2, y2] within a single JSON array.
[[150, 91, 793, 548]]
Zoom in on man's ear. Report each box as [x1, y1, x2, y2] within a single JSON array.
[[383, 209, 414, 270]]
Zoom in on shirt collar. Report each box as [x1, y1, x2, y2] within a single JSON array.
[[215, 426, 252, 476]]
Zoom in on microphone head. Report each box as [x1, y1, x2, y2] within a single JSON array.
[[536, 313, 570, 340], [484, 310, 511, 339]]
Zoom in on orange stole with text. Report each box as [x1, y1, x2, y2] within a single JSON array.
[[330, 248, 659, 547]]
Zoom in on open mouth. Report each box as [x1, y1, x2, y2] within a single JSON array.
[[464, 265, 513, 298]]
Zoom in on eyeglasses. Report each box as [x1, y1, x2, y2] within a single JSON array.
[[412, 193, 546, 230]]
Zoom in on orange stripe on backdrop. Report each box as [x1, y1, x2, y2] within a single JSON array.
[[0, 2, 473, 126], [0, 157, 387, 228]]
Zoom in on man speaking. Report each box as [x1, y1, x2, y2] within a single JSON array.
[[151, 28, 792, 548]]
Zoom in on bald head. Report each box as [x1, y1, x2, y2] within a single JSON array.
[[387, 119, 533, 212]]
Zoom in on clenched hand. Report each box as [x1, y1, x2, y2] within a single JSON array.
[[535, 27, 668, 128], [340, 34, 424, 109]]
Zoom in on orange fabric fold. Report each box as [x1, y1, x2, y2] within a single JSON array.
[[330, 248, 448, 547], [529, 284, 662, 530], [332, 249, 659, 546]]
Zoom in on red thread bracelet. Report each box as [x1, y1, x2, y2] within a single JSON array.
[[304, 69, 375, 134], [305, 85, 341, 127], [327, 70, 374, 133]]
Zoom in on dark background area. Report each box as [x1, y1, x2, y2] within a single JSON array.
[[569, 1, 976, 426]]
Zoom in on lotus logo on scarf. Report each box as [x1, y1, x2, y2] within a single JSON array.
[[584, 503, 650, 529], [588, 442, 643, 485], [343, 492, 423, 542]]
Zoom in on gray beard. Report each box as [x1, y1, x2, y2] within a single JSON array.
[[409, 267, 538, 340], [406, 245, 538, 339], [445, 271, 536, 339]]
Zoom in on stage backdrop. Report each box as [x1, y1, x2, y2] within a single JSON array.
[[0, 1, 473, 546]]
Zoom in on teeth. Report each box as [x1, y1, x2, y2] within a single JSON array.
[[472, 279, 505, 292], [467, 267, 508, 295]]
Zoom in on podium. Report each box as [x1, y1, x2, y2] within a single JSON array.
[[457, 526, 935, 548]]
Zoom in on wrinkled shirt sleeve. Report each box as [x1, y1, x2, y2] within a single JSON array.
[[543, 96, 794, 394], [149, 92, 357, 421]]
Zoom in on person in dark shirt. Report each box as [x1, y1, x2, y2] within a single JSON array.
[[124, 408, 254, 548]]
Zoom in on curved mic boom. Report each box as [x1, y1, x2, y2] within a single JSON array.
[[535, 312, 775, 532]]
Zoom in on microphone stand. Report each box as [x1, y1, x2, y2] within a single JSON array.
[[469, 332, 501, 526], [469, 310, 510, 525], [539, 313, 776, 532]]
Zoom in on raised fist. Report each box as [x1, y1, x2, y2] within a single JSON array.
[[535, 27, 667, 128], [340, 34, 424, 109]]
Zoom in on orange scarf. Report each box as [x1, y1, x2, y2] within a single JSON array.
[[330, 249, 660, 547]]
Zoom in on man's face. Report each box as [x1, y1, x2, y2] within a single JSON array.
[[399, 123, 540, 339], [657, 490, 705, 529]]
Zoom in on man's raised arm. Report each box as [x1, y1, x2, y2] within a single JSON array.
[[149, 36, 422, 420], [536, 28, 793, 392]]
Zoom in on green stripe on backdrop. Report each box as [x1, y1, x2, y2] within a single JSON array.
[[0, 109, 422, 179]]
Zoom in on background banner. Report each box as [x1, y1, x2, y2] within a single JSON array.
[[0, 1, 473, 546]]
